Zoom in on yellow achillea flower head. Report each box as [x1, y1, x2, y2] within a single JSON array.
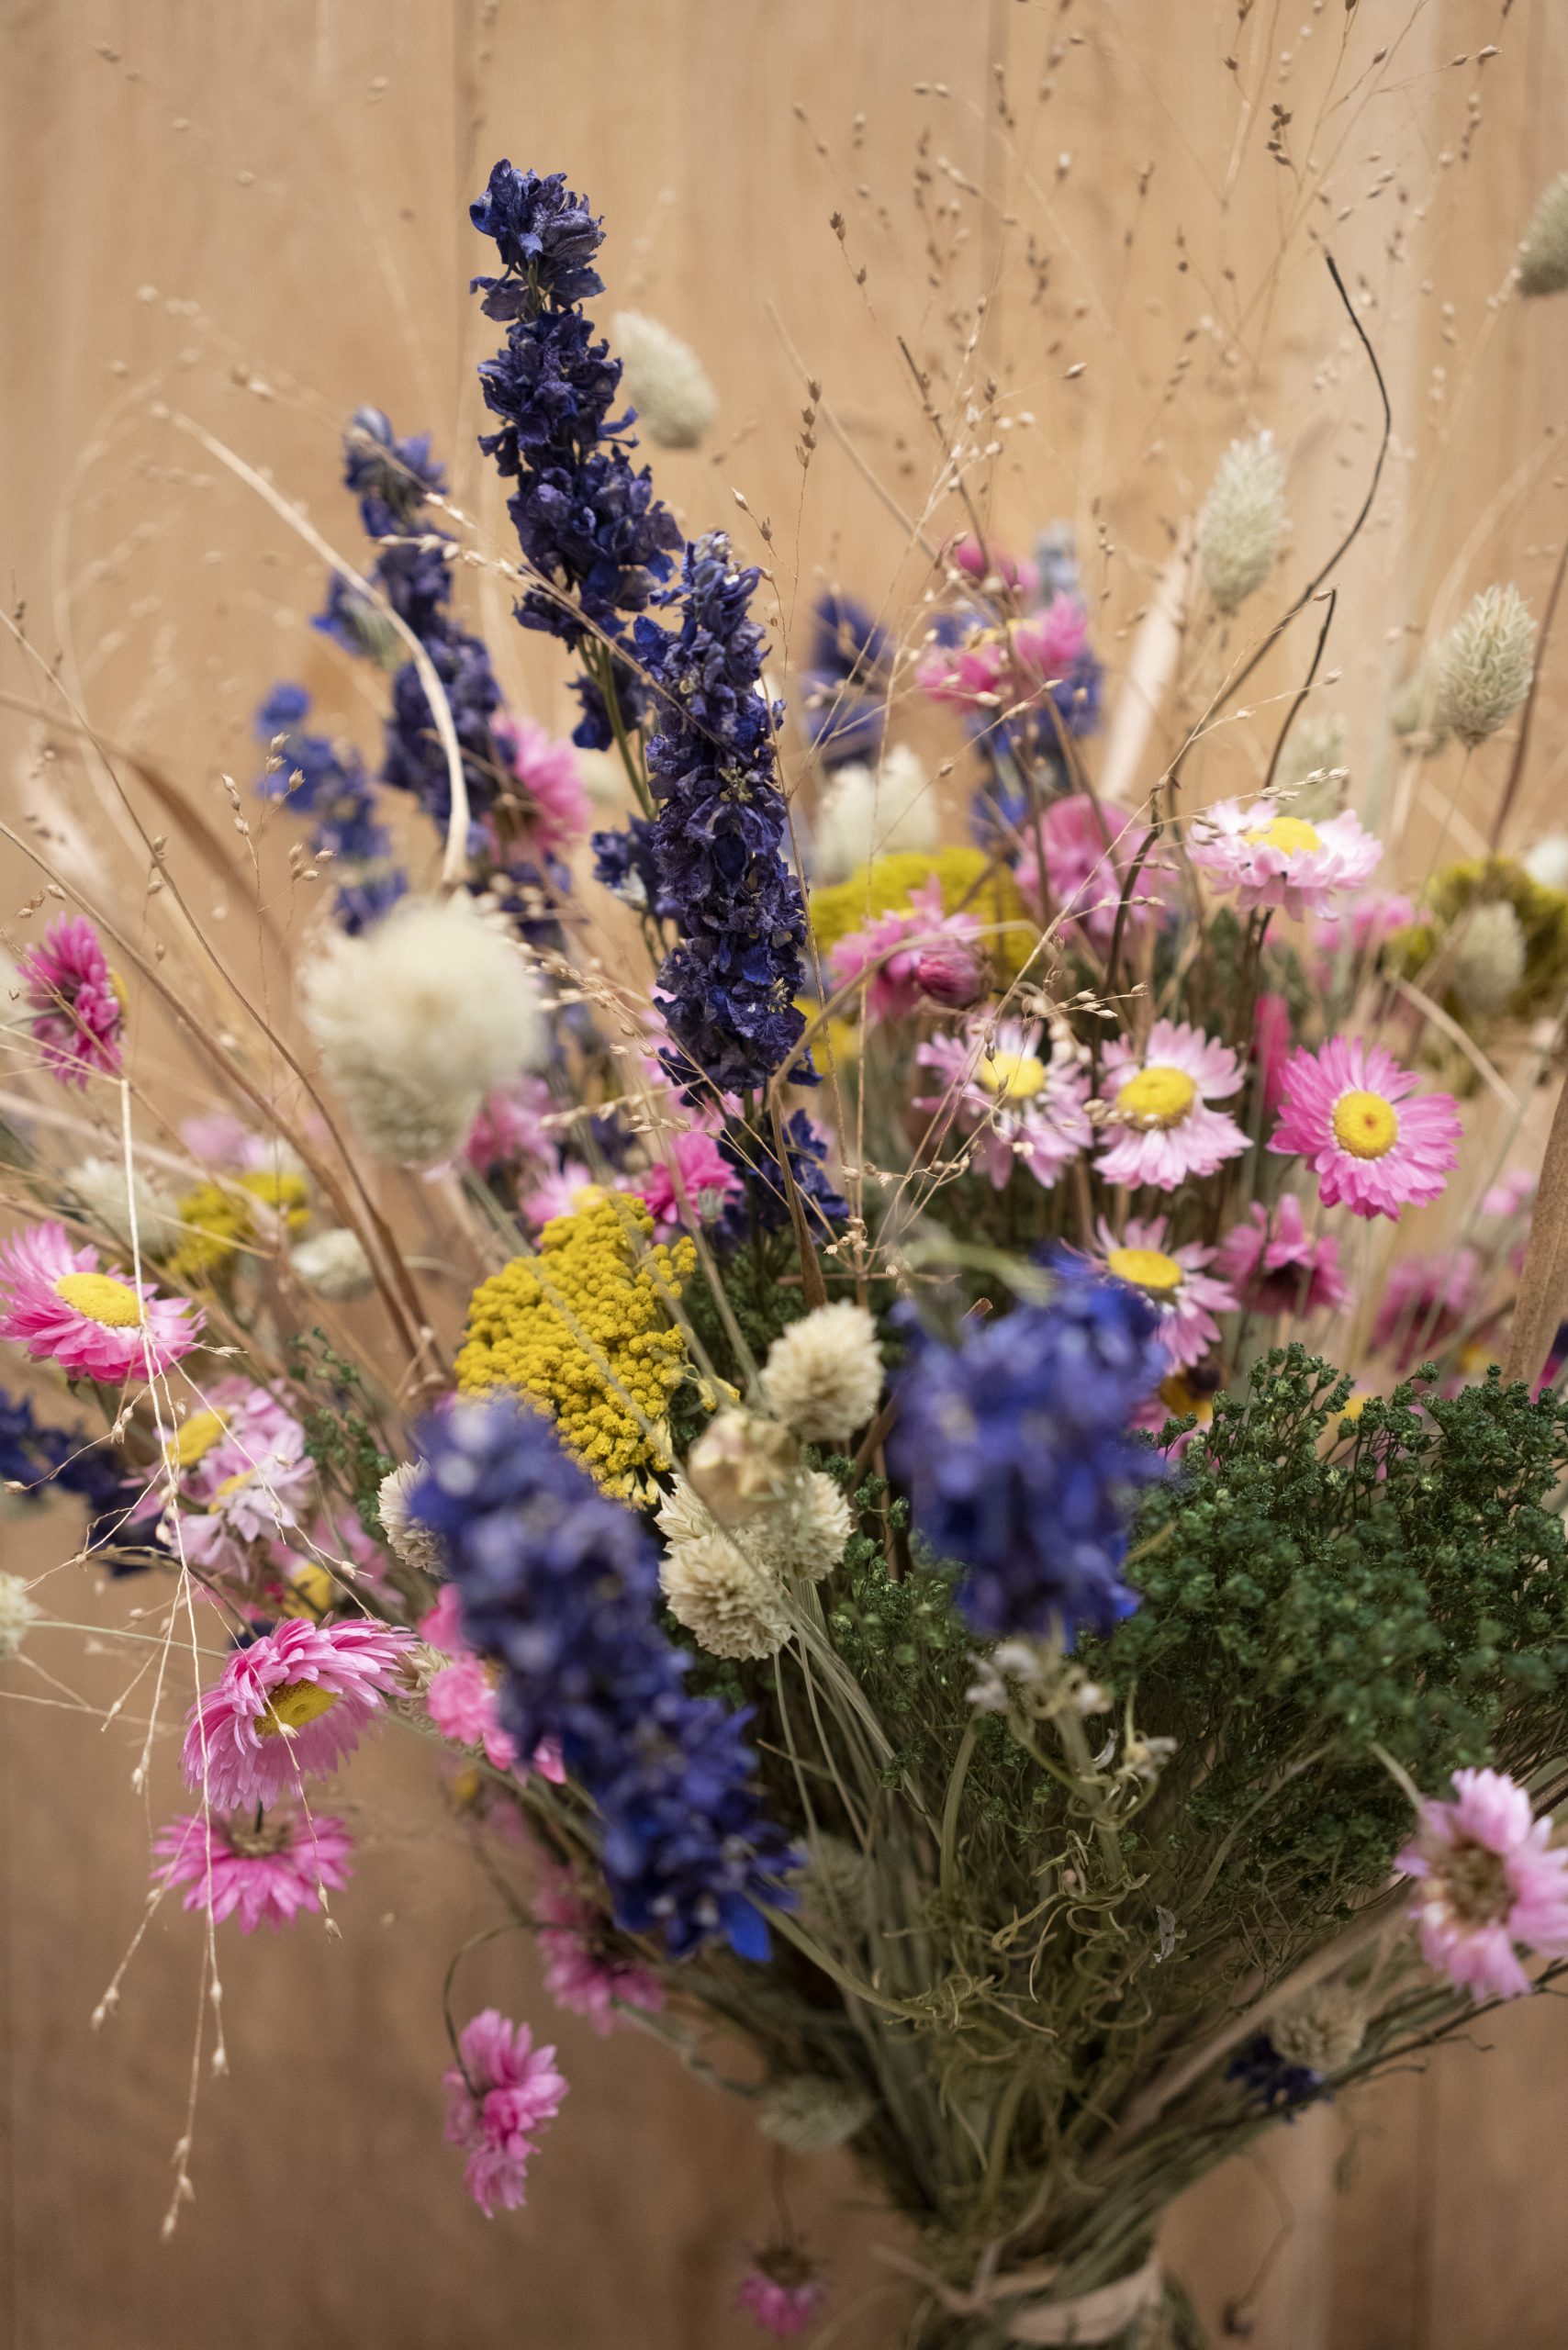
[[809, 847, 1033, 981], [166, 1168, 310, 1289], [455, 1194, 697, 1497]]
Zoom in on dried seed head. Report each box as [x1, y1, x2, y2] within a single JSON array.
[[1197, 431, 1287, 615], [1434, 586, 1535, 747], [1518, 173, 1568, 297]]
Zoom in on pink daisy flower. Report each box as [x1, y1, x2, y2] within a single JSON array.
[[462, 1076, 555, 1179], [828, 876, 987, 1023], [735, 2249, 826, 2340], [0, 1220, 202, 1383], [1009, 592, 1090, 686], [628, 1127, 744, 1237], [1268, 1036, 1462, 1221], [1483, 1167, 1537, 1223], [494, 716, 591, 859], [17, 913, 124, 1086], [420, 1585, 558, 1780], [153, 1807, 353, 1933], [1091, 1215, 1236, 1371], [1215, 1196, 1351, 1318], [1398, 1768, 1568, 2003], [533, 1867, 665, 2036], [519, 1160, 610, 1228], [1313, 889, 1416, 963], [1014, 794, 1175, 951], [1097, 1021, 1248, 1192], [916, 1016, 1092, 1191], [172, 1382, 315, 1571], [1372, 1249, 1484, 1372], [181, 1616, 413, 1810], [915, 630, 1003, 709], [443, 2008, 567, 2215], [1188, 797, 1382, 919]]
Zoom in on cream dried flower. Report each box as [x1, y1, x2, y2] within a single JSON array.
[[302, 896, 548, 1166], [759, 1302, 883, 1446], [655, 1477, 716, 1548], [1270, 1982, 1369, 2076], [0, 1572, 40, 1661], [813, 744, 936, 883], [1435, 587, 1536, 748], [757, 2076, 876, 2154], [659, 1530, 790, 1662], [1451, 901, 1527, 1016], [377, 1461, 446, 1577], [1277, 712, 1348, 821], [291, 1225, 375, 1302], [751, 1472, 853, 1583], [611, 309, 717, 449], [1390, 656, 1450, 756], [1197, 431, 1287, 615], [1518, 173, 1568, 297], [65, 1155, 182, 1258], [686, 1408, 799, 1526]]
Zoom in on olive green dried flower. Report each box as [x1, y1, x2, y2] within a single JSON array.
[[1434, 587, 1536, 747], [1197, 431, 1287, 615]]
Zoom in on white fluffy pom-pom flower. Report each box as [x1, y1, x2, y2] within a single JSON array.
[[1197, 431, 1287, 616], [611, 309, 717, 449], [659, 1530, 790, 1662], [812, 745, 936, 883], [65, 1156, 181, 1258], [377, 1462, 445, 1577], [759, 1302, 883, 1446], [301, 896, 548, 1166], [1518, 173, 1568, 297], [0, 1573, 40, 1661], [291, 1225, 376, 1302], [1435, 587, 1536, 748]]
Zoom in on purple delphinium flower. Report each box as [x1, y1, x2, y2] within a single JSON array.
[[253, 684, 406, 934]]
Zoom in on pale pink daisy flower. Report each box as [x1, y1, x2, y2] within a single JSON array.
[[493, 716, 590, 857], [915, 631, 1003, 709], [0, 1221, 202, 1383], [916, 1016, 1092, 1191], [1189, 797, 1382, 919], [629, 1127, 744, 1236], [828, 876, 987, 1023], [1014, 794, 1175, 951], [1398, 1768, 1568, 2002], [735, 2249, 826, 2340], [1313, 888, 1416, 964], [1215, 1197, 1351, 1318], [1268, 1036, 1462, 1220], [17, 913, 124, 1086], [1097, 1021, 1248, 1192], [533, 1867, 665, 2036], [443, 2008, 567, 2215], [519, 1160, 609, 1228], [174, 1384, 316, 1572], [1092, 1215, 1236, 1371], [181, 1616, 413, 1810], [153, 1807, 353, 1933]]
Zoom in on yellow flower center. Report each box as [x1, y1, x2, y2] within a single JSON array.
[[258, 1679, 340, 1738], [1107, 1245, 1184, 1295], [279, 1564, 336, 1618], [1331, 1089, 1399, 1159], [1244, 815, 1322, 856], [169, 1408, 228, 1469], [212, 1467, 255, 1503], [53, 1270, 142, 1327], [1116, 1066, 1197, 1128], [978, 1049, 1047, 1102]]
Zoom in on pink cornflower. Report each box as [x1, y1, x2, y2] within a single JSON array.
[[1188, 798, 1382, 919], [443, 2008, 567, 2215], [1091, 1215, 1236, 1371], [629, 1127, 744, 1237], [1398, 1768, 1568, 2002], [915, 630, 1003, 709], [0, 1221, 202, 1383], [1269, 1036, 1462, 1220], [18, 914, 124, 1085], [1097, 1021, 1248, 1192], [735, 2248, 826, 2340], [153, 1807, 353, 1933], [916, 1016, 1092, 1191], [1215, 1196, 1351, 1318], [494, 716, 591, 858], [533, 1866, 665, 2035], [1313, 889, 1416, 963], [1372, 1249, 1484, 1371], [181, 1616, 413, 1810], [1010, 592, 1090, 686], [1014, 794, 1175, 951], [463, 1076, 555, 1179], [828, 877, 987, 1022]]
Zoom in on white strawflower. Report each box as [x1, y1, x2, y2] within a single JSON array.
[[660, 1530, 790, 1661], [1390, 656, 1450, 755], [0, 1572, 40, 1661], [1451, 901, 1527, 1016], [301, 896, 548, 1166], [1518, 173, 1568, 297], [1434, 587, 1536, 748], [377, 1461, 445, 1576], [1525, 834, 1568, 894], [757, 2076, 876, 2154], [1197, 431, 1287, 615], [291, 1225, 375, 1302], [65, 1155, 181, 1257], [759, 1302, 883, 1446], [1270, 1983, 1369, 2076], [686, 1408, 799, 1526], [611, 309, 717, 449], [752, 1471, 853, 1583], [813, 744, 936, 882]]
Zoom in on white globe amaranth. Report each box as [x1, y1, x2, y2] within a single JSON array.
[[301, 895, 548, 1167], [1434, 587, 1536, 748], [759, 1301, 884, 1446], [65, 1156, 182, 1258], [1451, 901, 1527, 1016], [750, 1471, 853, 1583], [757, 2075, 877, 2154], [377, 1461, 446, 1576], [1518, 173, 1568, 297], [0, 1572, 40, 1662], [812, 744, 936, 883], [291, 1225, 375, 1302], [659, 1529, 791, 1662], [1197, 431, 1287, 616], [611, 309, 717, 449]]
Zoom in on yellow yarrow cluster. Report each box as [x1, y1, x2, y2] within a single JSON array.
[[809, 847, 1034, 982], [166, 1169, 310, 1288], [455, 1194, 697, 1497]]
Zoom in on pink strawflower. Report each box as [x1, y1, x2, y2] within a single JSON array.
[[916, 1016, 1092, 1191], [1372, 1249, 1484, 1371], [1189, 797, 1382, 918], [1010, 592, 1090, 684], [1252, 992, 1292, 1117], [18, 914, 124, 1086], [419, 1587, 558, 1779], [1014, 794, 1175, 950], [494, 716, 591, 858], [1215, 1196, 1351, 1318], [1097, 1021, 1248, 1192], [735, 2249, 826, 2340], [915, 631, 1003, 709], [153, 1807, 353, 1933], [629, 1127, 744, 1236], [0, 1220, 202, 1383], [533, 1867, 665, 2036], [463, 1076, 555, 1178], [1398, 1768, 1568, 2002], [181, 1616, 413, 1809], [443, 2008, 567, 2215], [1268, 1036, 1462, 1220], [828, 877, 987, 1023], [1091, 1215, 1236, 1371], [1313, 889, 1416, 962], [172, 1380, 315, 1572]]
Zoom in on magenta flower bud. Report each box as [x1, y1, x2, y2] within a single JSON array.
[[914, 936, 988, 1010]]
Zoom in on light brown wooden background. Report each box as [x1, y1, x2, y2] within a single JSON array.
[[5, 3, 1568, 2345]]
